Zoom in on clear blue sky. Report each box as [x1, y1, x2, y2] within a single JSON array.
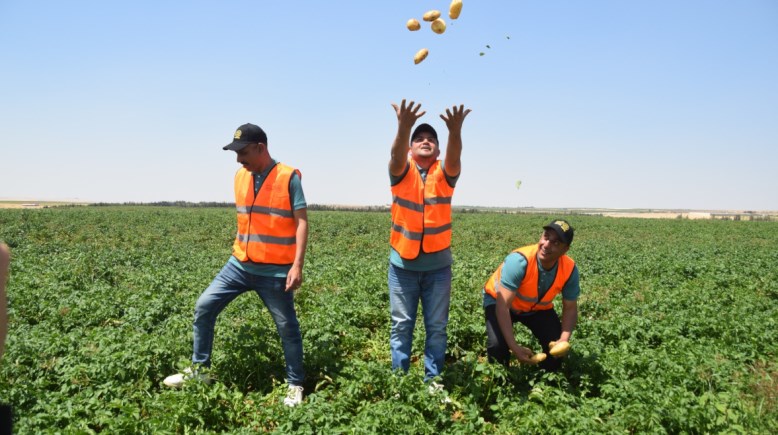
[[2, 1, 776, 210]]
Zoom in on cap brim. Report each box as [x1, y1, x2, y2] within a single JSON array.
[[543, 225, 570, 244], [411, 124, 438, 141], [223, 141, 250, 151]]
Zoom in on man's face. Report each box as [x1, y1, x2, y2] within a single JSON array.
[[537, 229, 570, 265], [236, 143, 263, 172], [410, 133, 440, 160]]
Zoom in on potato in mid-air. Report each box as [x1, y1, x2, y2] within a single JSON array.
[[414, 48, 429, 64], [449, 0, 463, 19], [423, 10, 441, 22], [431, 18, 446, 34], [406, 18, 421, 31]]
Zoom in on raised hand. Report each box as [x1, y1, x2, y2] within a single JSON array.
[[440, 104, 472, 133], [392, 99, 426, 130]]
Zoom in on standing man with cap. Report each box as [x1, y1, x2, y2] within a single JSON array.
[[387, 99, 471, 387], [482, 219, 580, 372], [163, 123, 308, 407]]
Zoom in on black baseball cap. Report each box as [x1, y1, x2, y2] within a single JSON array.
[[411, 123, 438, 143], [543, 219, 574, 245], [223, 123, 267, 151]]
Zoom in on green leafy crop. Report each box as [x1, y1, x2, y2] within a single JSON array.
[[0, 207, 775, 433]]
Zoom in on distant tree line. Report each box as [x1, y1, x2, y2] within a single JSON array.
[[91, 201, 232, 208], [89, 202, 391, 211]]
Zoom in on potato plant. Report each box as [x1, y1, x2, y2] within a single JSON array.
[[0, 207, 775, 433]]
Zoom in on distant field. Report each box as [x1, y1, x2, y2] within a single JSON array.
[[2, 201, 776, 220], [0, 200, 88, 209], [0, 206, 776, 433]]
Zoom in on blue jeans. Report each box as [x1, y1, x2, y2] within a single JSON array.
[[388, 263, 452, 380], [192, 261, 304, 385]]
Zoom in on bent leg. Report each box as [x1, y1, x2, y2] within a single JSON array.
[[517, 309, 563, 371], [484, 304, 512, 366], [192, 262, 249, 366]]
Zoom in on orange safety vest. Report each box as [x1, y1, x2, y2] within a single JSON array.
[[232, 163, 300, 265], [483, 245, 575, 313], [390, 160, 455, 260]]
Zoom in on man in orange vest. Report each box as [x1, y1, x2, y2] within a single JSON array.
[[482, 220, 580, 371], [388, 99, 471, 386], [164, 123, 308, 407]]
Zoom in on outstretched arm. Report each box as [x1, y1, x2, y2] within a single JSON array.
[[441, 104, 472, 177], [389, 99, 426, 176]]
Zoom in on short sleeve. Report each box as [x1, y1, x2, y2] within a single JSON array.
[[561, 264, 580, 301], [289, 171, 307, 210], [499, 252, 528, 292]]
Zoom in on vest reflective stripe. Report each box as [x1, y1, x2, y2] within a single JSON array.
[[391, 223, 423, 241], [232, 163, 300, 265], [390, 160, 455, 259], [424, 223, 452, 234], [425, 196, 452, 205], [393, 196, 424, 212], [483, 244, 575, 313], [236, 233, 297, 245], [236, 205, 294, 218]]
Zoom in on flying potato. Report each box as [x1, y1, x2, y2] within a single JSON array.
[[449, 0, 463, 19], [529, 353, 547, 364], [431, 18, 446, 34], [549, 341, 570, 357], [423, 10, 441, 22], [414, 48, 429, 65], [406, 18, 421, 31]]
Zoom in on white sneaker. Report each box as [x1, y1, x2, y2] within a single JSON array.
[[428, 381, 445, 394], [163, 367, 210, 388], [428, 381, 452, 404], [284, 385, 304, 407]]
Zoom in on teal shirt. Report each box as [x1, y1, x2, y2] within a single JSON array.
[[482, 252, 580, 315], [229, 160, 306, 278], [389, 161, 458, 271]]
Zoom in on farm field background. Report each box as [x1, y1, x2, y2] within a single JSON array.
[[0, 206, 776, 433]]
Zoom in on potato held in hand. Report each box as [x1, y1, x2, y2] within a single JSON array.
[[414, 48, 429, 65], [431, 18, 446, 35], [423, 10, 441, 22], [529, 353, 547, 364], [449, 0, 463, 20], [406, 18, 421, 31], [549, 341, 570, 357]]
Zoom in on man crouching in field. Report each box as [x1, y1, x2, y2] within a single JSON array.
[[164, 123, 308, 407], [482, 220, 580, 371]]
